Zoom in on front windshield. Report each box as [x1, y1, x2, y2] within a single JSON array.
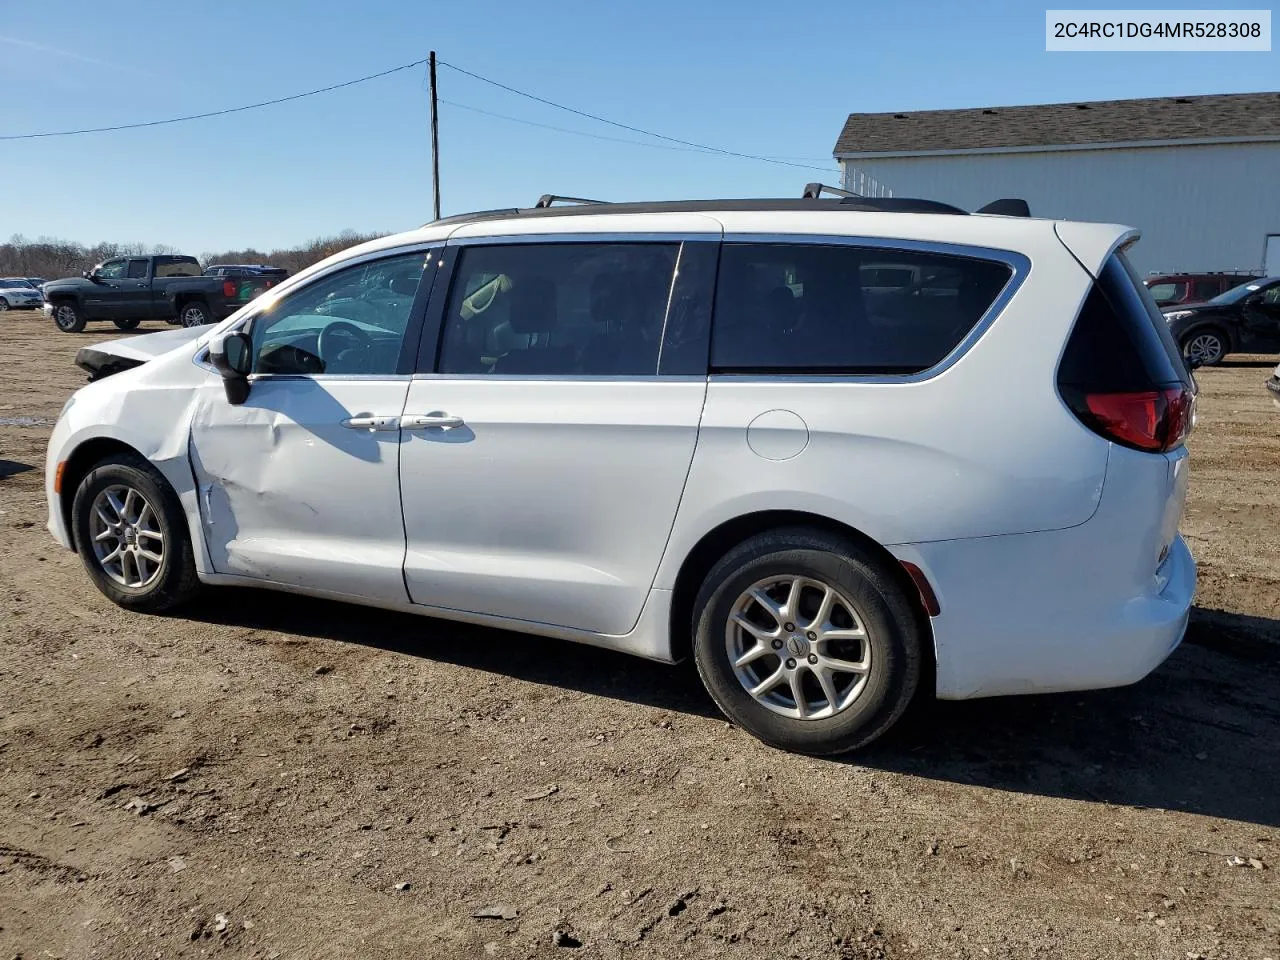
[[1208, 280, 1267, 305]]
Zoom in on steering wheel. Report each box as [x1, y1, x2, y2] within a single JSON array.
[[317, 320, 373, 372]]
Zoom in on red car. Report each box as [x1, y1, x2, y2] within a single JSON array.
[[1145, 272, 1263, 307]]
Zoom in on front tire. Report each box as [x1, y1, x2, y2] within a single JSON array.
[[178, 301, 210, 328], [52, 301, 86, 333], [70, 454, 199, 612], [692, 528, 922, 755], [1181, 327, 1227, 367], [113, 317, 141, 331], [0, 298, 9, 312]]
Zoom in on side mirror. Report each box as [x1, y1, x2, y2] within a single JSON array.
[[208, 329, 254, 405]]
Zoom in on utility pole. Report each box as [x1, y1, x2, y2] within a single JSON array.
[[429, 51, 441, 221]]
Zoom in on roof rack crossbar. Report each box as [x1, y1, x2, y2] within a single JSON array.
[[802, 182, 858, 200], [534, 194, 608, 209]]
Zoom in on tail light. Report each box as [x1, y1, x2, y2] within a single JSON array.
[[223, 280, 237, 298], [1071, 385, 1195, 453], [1058, 256, 1196, 454]]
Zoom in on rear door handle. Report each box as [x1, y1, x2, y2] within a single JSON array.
[[403, 412, 465, 430], [341, 415, 400, 432]]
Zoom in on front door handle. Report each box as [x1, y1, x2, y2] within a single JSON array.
[[341, 415, 400, 432], [403, 412, 465, 430]]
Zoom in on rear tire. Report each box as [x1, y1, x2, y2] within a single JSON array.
[[52, 301, 86, 333], [178, 301, 210, 328], [70, 454, 200, 612], [113, 317, 141, 331], [0, 298, 9, 312], [692, 527, 922, 755], [1181, 327, 1227, 367]]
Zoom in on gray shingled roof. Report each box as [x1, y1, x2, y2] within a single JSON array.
[[834, 92, 1280, 156]]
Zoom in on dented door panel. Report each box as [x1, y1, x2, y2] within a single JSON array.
[[188, 376, 412, 603]]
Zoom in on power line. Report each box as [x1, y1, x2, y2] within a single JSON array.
[[442, 98, 833, 163], [0, 52, 838, 173], [441, 99, 725, 155], [0, 56, 431, 141], [436, 59, 834, 173]]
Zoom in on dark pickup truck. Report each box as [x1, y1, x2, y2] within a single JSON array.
[[43, 255, 284, 333]]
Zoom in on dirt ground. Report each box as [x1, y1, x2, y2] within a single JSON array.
[[1, 310, 1277, 960]]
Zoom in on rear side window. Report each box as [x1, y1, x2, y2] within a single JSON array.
[[438, 243, 680, 376], [710, 243, 1012, 374], [155, 257, 201, 278], [1192, 279, 1220, 301]]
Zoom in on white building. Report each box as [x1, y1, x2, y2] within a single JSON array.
[[834, 92, 1280, 276]]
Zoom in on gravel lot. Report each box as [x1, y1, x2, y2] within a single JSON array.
[[1, 311, 1277, 959]]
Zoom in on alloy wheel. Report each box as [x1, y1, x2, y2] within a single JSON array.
[[181, 305, 206, 327], [88, 484, 165, 588], [54, 304, 77, 330], [1184, 332, 1224, 366], [725, 575, 872, 720]]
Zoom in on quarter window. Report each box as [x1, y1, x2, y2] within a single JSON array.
[[438, 243, 680, 376], [711, 243, 1012, 374], [247, 250, 429, 376]]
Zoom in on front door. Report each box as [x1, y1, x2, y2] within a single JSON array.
[[189, 246, 436, 603], [85, 258, 127, 319], [399, 233, 718, 635], [1239, 279, 1280, 352]]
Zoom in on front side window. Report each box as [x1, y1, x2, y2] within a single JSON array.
[[439, 242, 680, 376], [711, 243, 1012, 374], [96, 260, 126, 280], [1147, 282, 1184, 303], [127, 259, 148, 279], [248, 250, 429, 376]]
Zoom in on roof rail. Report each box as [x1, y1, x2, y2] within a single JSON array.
[[534, 194, 607, 209], [802, 182, 858, 200], [975, 198, 1031, 217]]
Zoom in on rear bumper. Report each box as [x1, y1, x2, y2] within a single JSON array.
[[898, 533, 1193, 700]]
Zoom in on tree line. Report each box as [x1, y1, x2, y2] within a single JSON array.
[[1, 230, 385, 280]]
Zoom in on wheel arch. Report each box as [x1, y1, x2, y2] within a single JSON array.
[[666, 509, 936, 676], [58, 437, 148, 540], [1180, 319, 1235, 354]]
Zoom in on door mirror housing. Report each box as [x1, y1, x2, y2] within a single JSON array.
[[209, 329, 254, 405], [83, 270, 101, 283]]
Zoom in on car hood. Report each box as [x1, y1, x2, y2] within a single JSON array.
[[75, 325, 205, 380]]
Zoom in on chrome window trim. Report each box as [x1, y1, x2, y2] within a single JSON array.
[[712, 233, 1032, 386], [409, 373, 706, 383], [448, 232, 719, 246]]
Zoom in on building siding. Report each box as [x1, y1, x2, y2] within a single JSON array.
[[840, 141, 1280, 276]]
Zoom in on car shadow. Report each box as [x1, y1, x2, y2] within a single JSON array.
[[0, 459, 35, 479], [862, 606, 1280, 827], [184, 592, 1280, 827], [182, 587, 719, 719], [1217, 357, 1278, 369]]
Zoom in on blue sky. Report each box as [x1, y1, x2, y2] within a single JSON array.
[[2, 0, 1276, 254]]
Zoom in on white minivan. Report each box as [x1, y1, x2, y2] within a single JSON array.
[[45, 193, 1196, 754]]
